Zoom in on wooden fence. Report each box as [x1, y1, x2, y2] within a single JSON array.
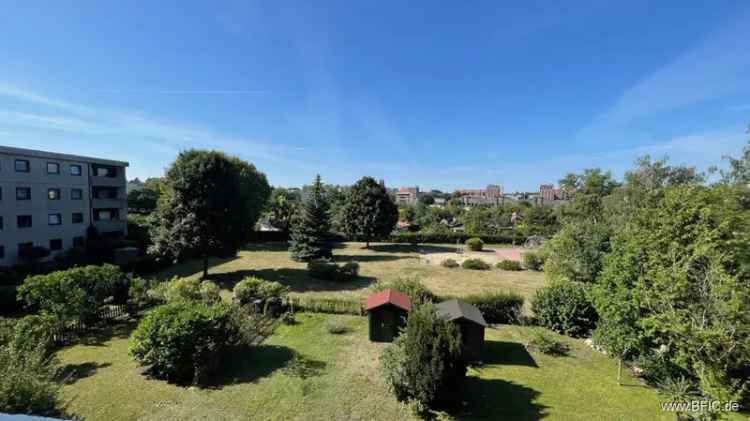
[[51, 304, 130, 345]]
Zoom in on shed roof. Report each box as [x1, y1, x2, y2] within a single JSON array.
[[435, 299, 488, 327], [365, 288, 412, 312]]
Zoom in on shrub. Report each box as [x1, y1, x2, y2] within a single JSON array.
[[465, 237, 484, 251], [496, 259, 522, 271], [441, 258, 459, 269], [129, 301, 239, 384], [527, 330, 569, 356], [462, 291, 524, 324], [372, 277, 438, 305], [532, 280, 597, 337], [390, 231, 526, 246], [307, 260, 359, 282], [0, 314, 60, 416], [380, 303, 466, 411], [17, 264, 129, 323], [128, 277, 161, 310], [522, 252, 544, 271], [162, 277, 221, 304], [461, 258, 490, 270], [287, 296, 362, 315], [281, 312, 296, 325], [325, 318, 349, 334], [233, 276, 290, 305]]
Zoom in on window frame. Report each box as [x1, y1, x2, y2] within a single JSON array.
[[17, 215, 32, 228], [48, 188, 61, 200], [70, 164, 82, 176], [46, 162, 60, 174], [16, 187, 31, 201], [71, 188, 84, 200], [14, 159, 30, 173]]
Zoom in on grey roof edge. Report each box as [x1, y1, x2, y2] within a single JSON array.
[[435, 298, 488, 327], [0, 145, 129, 167]]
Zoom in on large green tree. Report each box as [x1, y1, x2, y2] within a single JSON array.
[[591, 183, 750, 401], [289, 175, 333, 261], [263, 188, 299, 232], [127, 177, 163, 214], [341, 177, 398, 248], [148, 150, 270, 277]]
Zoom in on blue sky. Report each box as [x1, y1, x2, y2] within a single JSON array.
[[0, 1, 749, 191]]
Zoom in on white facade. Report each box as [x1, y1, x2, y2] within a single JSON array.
[[0, 146, 129, 266]]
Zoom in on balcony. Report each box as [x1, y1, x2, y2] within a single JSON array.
[[91, 197, 127, 209], [93, 219, 127, 234], [90, 175, 125, 187]]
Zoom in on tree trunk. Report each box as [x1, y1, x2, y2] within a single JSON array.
[[617, 358, 623, 385], [202, 255, 209, 279], [365, 239, 370, 249]]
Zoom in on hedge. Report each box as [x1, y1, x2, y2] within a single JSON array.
[[462, 291, 525, 324], [287, 296, 363, 315], [390, 231, 526, 245]]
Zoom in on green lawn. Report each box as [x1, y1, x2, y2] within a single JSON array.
[[57, 314, 682, 421], [154, 242, 547, 307]]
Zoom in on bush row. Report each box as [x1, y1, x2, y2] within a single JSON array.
[[461, 291, 525, 324], [390, 231, 527, 245], [287, 296, 363, 315]]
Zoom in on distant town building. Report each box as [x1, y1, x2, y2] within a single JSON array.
[[456, 184, 503, 206], [536, 184, 574, 205], [395, 186, 419, 206]]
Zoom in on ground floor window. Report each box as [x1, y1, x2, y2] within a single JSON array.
[[50, 239, 62, 251]]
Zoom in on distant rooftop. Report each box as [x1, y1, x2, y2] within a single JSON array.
[[0, 145, 129, 167]]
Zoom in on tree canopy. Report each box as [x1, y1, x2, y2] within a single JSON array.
[[289, 175, 333, 261], [341, 176, 398, 247]]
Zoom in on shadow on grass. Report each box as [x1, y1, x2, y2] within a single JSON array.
[[153, 255, 243, 280], [206, 268, 376, 293], [482, 340, 538, 368], [242, 242, 290, 252], [58, 362, 113, 384], [206, 346, 326, 387], [455, 376, 548, 420]]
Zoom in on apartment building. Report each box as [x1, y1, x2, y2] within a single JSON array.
[[537, 184, 574, 204], [0, 146, 129, 266], [395, 186, 419, 206], [456, 184, 503, 206]]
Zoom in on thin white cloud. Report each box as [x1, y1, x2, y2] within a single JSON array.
[[578, 11, 750, 140]]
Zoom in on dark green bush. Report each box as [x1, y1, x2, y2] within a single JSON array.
[[496, 259, 522, 271], [528, 330, 569, 356], [161, 277, 221, 304], [0, 314, 61, 416], [233, 276, 290, 305], [307, 260, 360, 282], [441, 258, 459, 269], [462, 291, 524, 324], [465, 237, 484, 251], [461, 258, 490, 270], [380, 303, 466, 411], [372, 277, 438, 305], [522, 252, 544, 271], [129, 301, 239, 384], [532, 280, 598, 337]]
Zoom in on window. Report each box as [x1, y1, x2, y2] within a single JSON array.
[[0, 187, 2, 200], [0, 246, 4, 259], [72, 236, 85, 247], [47, 162, 60, 174], [72, 212, 83, 224], [71, 188, 83, 200], [94, 209, 119, 221], [17, 215, 32, 228], [92, 164, 117, 177], [16, 187, 31, 200], [14, 159, 30, 172], [49, 239, 62, 251], [48, 188, 61, 200], [48, 213, 62, 225], [0, 216, 3, 230], [70, 164, 82, 176]]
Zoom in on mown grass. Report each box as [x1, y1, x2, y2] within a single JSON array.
[[56, 315, 687, 421], [153, 242, 547, 306]]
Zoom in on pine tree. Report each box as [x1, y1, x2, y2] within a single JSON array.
[[289, 175, 333, 261]]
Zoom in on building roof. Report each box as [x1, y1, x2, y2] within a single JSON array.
[[365, 288, 412, 312], [435, 299, 488, 327], [0, 146, 129, 167]]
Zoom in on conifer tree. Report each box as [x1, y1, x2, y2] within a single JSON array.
[[289, 175, 332, 261]]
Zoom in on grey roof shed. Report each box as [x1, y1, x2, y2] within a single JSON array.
[[436, 299, 487, 362]]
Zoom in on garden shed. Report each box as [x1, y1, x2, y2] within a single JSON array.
[[436, 298, 487, 361], [365, 288, 412, 342]]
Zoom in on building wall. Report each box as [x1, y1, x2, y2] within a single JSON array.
[[0, 147, 128, 267]]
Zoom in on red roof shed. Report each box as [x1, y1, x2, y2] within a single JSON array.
[[365, 288, 412, 312]]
